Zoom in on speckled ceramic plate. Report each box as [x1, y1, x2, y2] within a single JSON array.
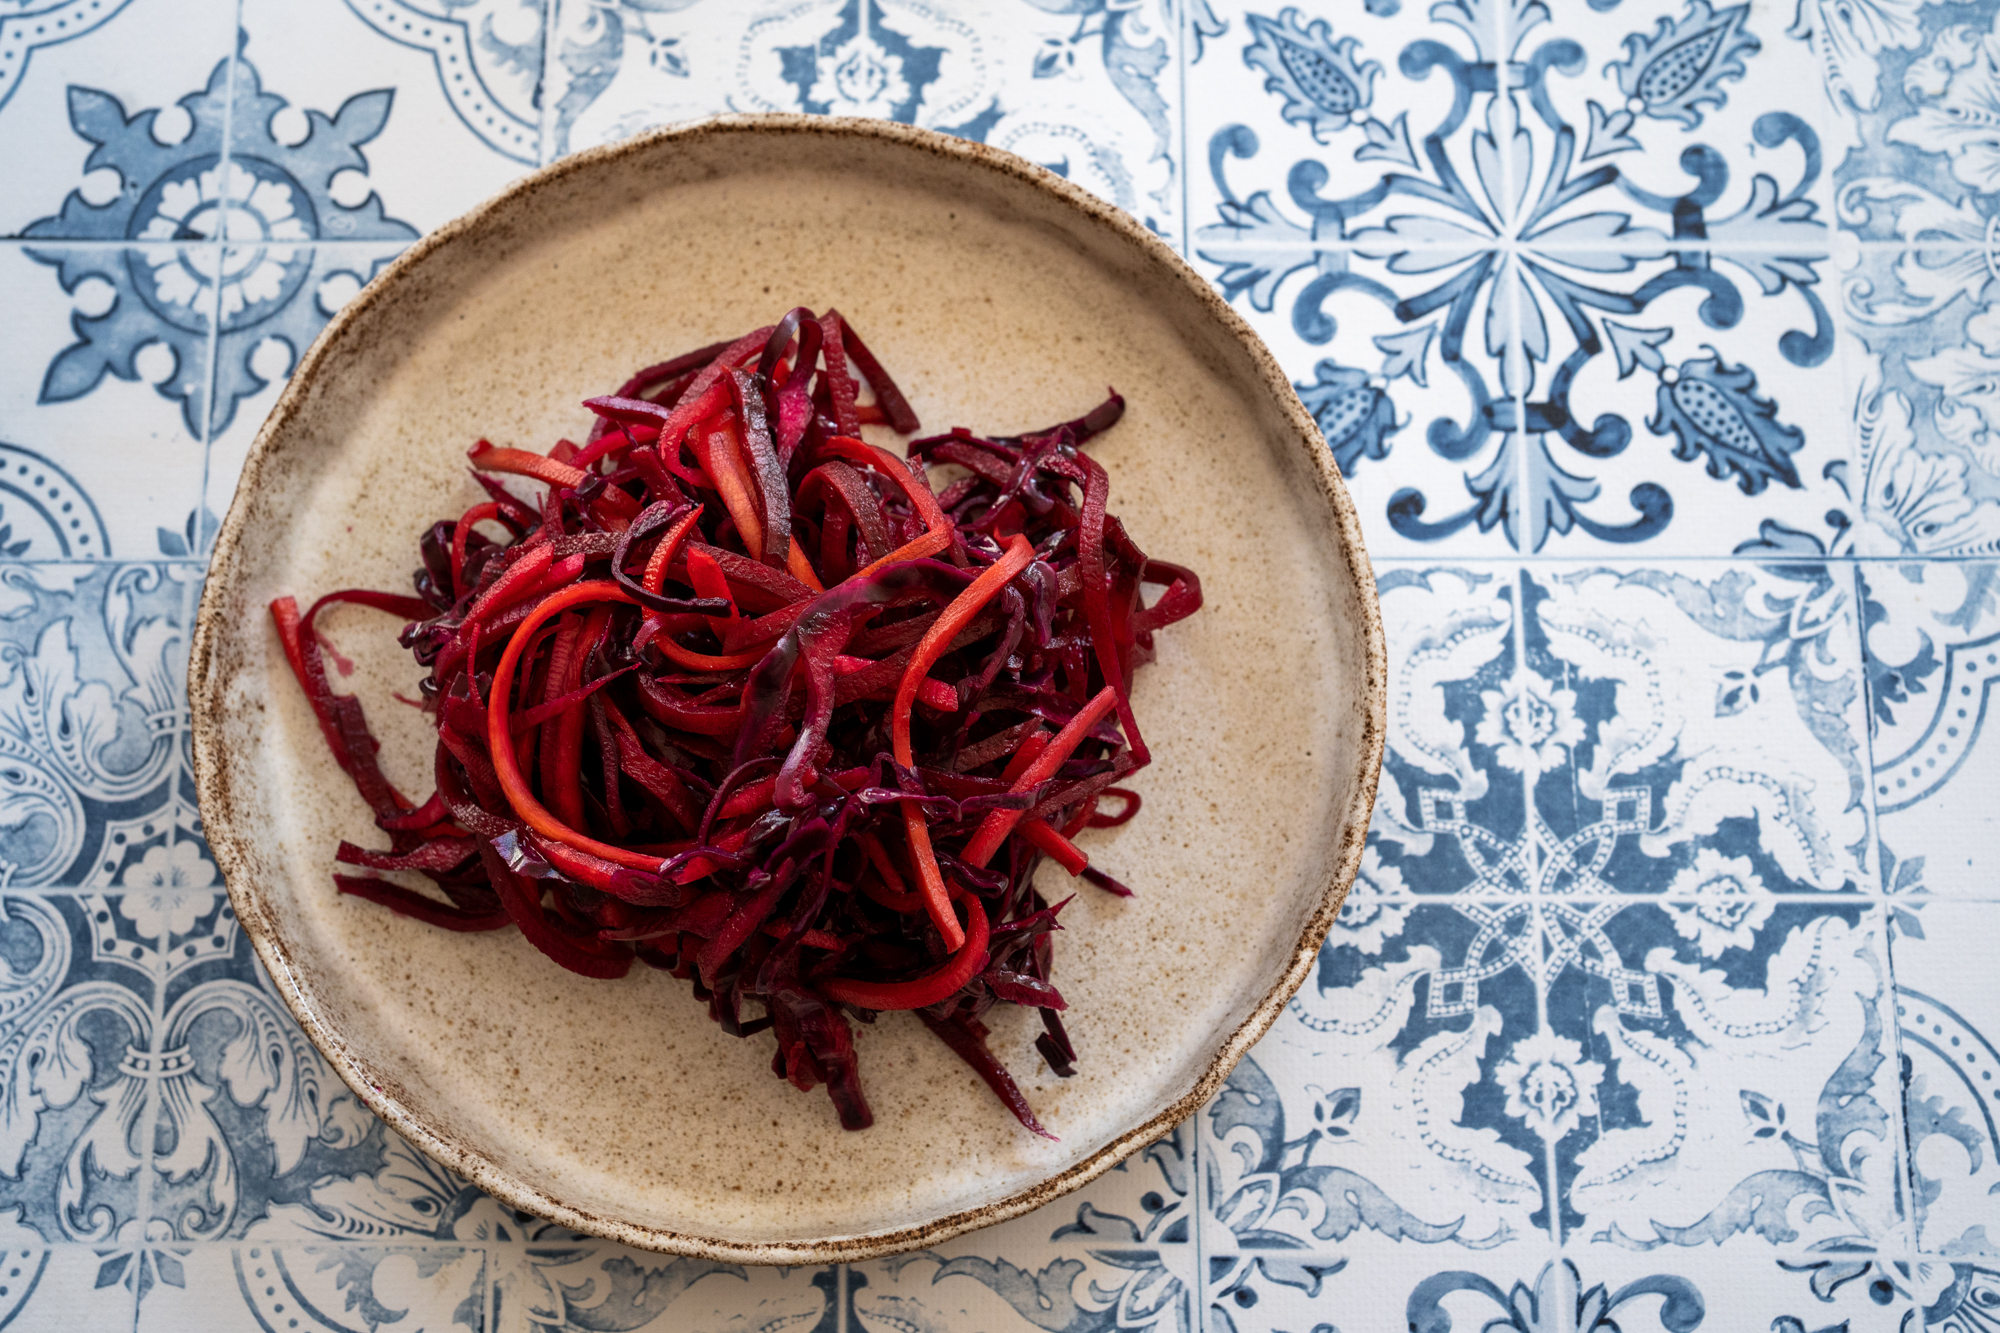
[[189, 114, 1385, 1264]]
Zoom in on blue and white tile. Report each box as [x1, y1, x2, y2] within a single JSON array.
[[137, 893, 431, 1249], [1860, 561, 2000, 898], [542, 0, 1183, 240], [0, 565, 191, 889], [230, 0, 539, 238], [1186, 4, 1540, 558], [1191, 230, 1537, 557], [1210, 901, 1562, 1254], [1210, 1247, 1643, 1333], [1208, 1246, 1908, 1333], [1891, 901, 2000, 1263], [1535, 0, 1842, 234], [1205, 1246, 1378, 1333], [0, 894, 177, 1333], [849, 1230, 1192, 1333], [1186, 3, 1845, 556], [1923, 1262, 2000, 1333], [1191, 0, 1842, 241], [1039, 1123, 1193, 1250], [136, 1241, 487, 1332], [121, 898, 851, 1328], [0, 0, 237, 239], [1835, 246, 2000, 559], [1182, 1, 1516, 244], [1565, 1246, 1915, 1333], [1526, 563, 1873, 897], [492, 1246, 830, 1333], [1369, 566, 1526, 887], [1, 247, 211, 557], [1830, 3, 2000, 245], [0, 1245, 144, 1330], [1504, 261, 1849, 558], [1568, 901, 1907, 1265], [196, 242, 410, 552]]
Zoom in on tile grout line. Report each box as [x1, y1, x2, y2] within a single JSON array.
[[1848, 558, 1927, 1297], [535, 0, 556, 170], [129, 0, 242, 1301], [144, 2, 243, 1317], [1818, 157, 1920, 1294], [1495, 0, 1561, 1251], [1189, 1103, 1207, 1332], [1884, 888, 1924, 1307], [190, 0, 244, 565]]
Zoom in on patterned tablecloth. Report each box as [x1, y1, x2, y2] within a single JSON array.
[[0, 0, 1994, 1328]]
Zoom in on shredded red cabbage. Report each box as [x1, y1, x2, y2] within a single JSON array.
[[271, 308, 1202, 1136]]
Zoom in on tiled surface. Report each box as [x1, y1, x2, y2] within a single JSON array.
[[2, 0, 1998, 1328]]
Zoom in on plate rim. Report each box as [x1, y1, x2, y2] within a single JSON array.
[[188, 111, 1387, 1265]]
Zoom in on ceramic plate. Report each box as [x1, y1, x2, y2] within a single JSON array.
[[189, 114, 1385, 1264]]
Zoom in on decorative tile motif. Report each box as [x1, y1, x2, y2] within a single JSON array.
[[1188, 1, 1848, 556], [1369, 566, 1524, 889], [1, 248, 210, 557], [0, 894, 157, 1249], [338, 0, 544, 166], [543, 0, 1182, 237], [1827, 2, 2000, 562], [229, 0, 537, 234], [1836, 254, 2000, 560], [495, 1258, 832, 1333], [1525, 563, 1871, 897], [0, 2, 140, 118], [1830, 1, 2000, 231], [135, 1243, 486, 1332], [1207, 1247, 1917, 1333], [1568, 902, 1903, 1259], [0, 0, 237, 239], [1894, 902, 2000, 1265], [19, 55, 420, 443], [1041, 1124, 1193, 1249], [0, 565, 191, 889], [1369, 562, 1870, 904], [1861, 561, 2000, 898], [1207, 939, 1553, 1251], [851, 1234, 1193, 1333]]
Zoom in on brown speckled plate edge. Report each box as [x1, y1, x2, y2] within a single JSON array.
[[188, 113, 1386, 1265]]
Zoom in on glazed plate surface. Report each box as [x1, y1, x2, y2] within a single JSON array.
[[190, 115, 1384, 1263]]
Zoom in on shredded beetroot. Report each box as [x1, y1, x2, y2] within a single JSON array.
[[273, 308, 1201, 1135]]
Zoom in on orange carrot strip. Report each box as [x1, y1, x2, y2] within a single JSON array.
[[962, 685, 1120, 869], [485, 580, 665, 872], [820, 897, 989, 1011], [892, 534, 1035, 948]]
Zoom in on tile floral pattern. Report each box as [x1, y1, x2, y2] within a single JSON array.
[[0, 0, 1996, 1328], [1188, 0, 1845, 557], [542, 0, 1183, 237]]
